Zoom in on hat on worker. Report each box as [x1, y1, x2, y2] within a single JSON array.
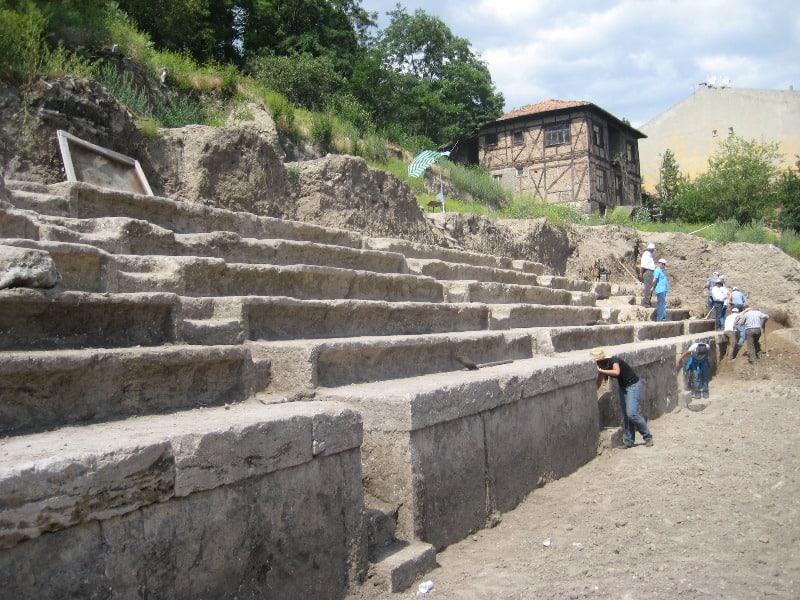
[[658, 258, 667, 264], [589, 348, 609, 360], [646, 243, 656, 250], [731, 307, 740, 312], [733, 286, 739, 290]]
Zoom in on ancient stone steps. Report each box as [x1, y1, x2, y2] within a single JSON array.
[[0, 178, 724, 596], [0, 344, 269, 437], [4, 208, 409, 273], [365, 236, 548, 274], [0, 289, 178, 350], [0, 399, 364, 598], [254, 330, 535, 390], [5, 180, 366, 248]]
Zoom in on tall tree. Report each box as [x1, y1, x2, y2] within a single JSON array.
[[240, 0, 363, 76], [116, 0, 241, 64], [368, 7, 504, 146], [776, 159, 800, 233], [667, 136, 782, 224]]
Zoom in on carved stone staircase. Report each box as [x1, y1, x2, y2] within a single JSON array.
[[0, 180, 718, 597]]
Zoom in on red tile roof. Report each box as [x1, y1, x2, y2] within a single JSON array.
[[496, 100, 592, 122]]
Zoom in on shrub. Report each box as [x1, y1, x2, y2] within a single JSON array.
[[446, 162, 508, 207], [155, 95, 205, 128], [0, 4, 47, 83], [310, 112, 334, 149]]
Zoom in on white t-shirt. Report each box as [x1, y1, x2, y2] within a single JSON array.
[[640, 250, 655, 271], [724, 313, 738, 332], [710, 284, 729, 302]]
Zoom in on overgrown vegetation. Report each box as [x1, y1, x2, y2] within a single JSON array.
[[1, 0, 798, 259]]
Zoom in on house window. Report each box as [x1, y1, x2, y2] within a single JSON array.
[[592, 123, 604, 147], [485, 132, 498, 147], [596, 169, 606, 191], [626, 141, 636, 163], [492, 174, 502, 182], [515, 166, 524, 177], [545, 122, 570, 146], [512, 131, 524, 146]]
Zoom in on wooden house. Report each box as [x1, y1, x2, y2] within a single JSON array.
[[461, 100, 646, 215]]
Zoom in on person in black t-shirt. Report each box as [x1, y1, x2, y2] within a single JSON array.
[[590, 348, 654, 448]]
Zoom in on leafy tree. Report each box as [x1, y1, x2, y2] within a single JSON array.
[[668, 136, 782, 224], [704, 136, 781, 224], [776, 159, 800, 232], [369, 7, 504, 146], [249, 51, 345, 111], [116, 0, 241, 65], [656, 149, 686, 202], [240, 0, 363, 76]]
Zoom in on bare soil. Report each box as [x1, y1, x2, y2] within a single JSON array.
[[350, 328, 800, 599]]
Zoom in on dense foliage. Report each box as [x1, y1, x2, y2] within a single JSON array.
[[1, 1, 799, 257], [657, 136, 799, 232]]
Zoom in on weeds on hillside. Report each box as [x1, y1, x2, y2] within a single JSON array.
[[97, 64, 207, 128], [498, 194, 592, 227]]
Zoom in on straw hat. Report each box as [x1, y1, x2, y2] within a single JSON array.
[[589, 348, 609, 360]]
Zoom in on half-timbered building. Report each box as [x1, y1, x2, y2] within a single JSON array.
[[464, 100, 646, 215]]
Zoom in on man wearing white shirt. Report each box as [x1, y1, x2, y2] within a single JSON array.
[[639, 242, 656, 307], [709, 278, 729, 330]]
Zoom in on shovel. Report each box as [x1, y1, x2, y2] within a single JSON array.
[[455, 355, 514, 370]]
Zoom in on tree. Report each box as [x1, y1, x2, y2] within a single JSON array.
[[668, 136, 782, 224], [240, 0, 363, 76], [116, 0, 241, 65], [776, 158, 800, 232], [655, 149, 687, 220], [703, 136, 782, 224], [368, 7, 504, 146]]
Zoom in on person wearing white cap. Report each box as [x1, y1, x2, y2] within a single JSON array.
[[728, 286, 746, 312], [653, 258, 669, 321], [704, 270, 721, 312], [639, 242, 656, 307], [710, 277, 729, 330]]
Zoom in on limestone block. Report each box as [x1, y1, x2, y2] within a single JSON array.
[[0, 244, 60, 289], [172, 414, 313, 496], [0, 442, 174, 549]]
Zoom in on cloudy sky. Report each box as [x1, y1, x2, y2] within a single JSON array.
[[360, 0, 800, 127]]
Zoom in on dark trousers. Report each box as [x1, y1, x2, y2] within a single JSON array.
[[746, 328, 763, 363], [641, 270, 654, 306]]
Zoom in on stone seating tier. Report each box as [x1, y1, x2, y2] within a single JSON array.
[[0, 180, 720, 596]]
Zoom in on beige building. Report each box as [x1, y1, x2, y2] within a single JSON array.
[[639, 85, 800, 194], [464, 100, 645, 215]]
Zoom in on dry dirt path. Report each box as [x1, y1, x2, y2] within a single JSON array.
[[351, 330, 800, 600]]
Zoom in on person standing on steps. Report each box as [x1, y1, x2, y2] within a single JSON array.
[[710, 277, 729, 330], [653, 258, 670, 321], [704, 270, 721, 313], [639, 242, 656, 307], [591, 348, 654, 448]]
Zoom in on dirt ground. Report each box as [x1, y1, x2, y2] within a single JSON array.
[[350, 328, 800, 600]]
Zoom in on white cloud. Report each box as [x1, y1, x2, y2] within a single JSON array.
[[361, 0, 800, 124]]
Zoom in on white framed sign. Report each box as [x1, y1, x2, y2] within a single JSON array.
[[56, 129, 153, 196]]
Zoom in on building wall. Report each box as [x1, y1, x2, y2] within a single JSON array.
[[639, 86, 800, 193], [478, 108, 642, 215]]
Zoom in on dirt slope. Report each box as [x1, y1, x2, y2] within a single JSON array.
[[349, 328, 800, 599]]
